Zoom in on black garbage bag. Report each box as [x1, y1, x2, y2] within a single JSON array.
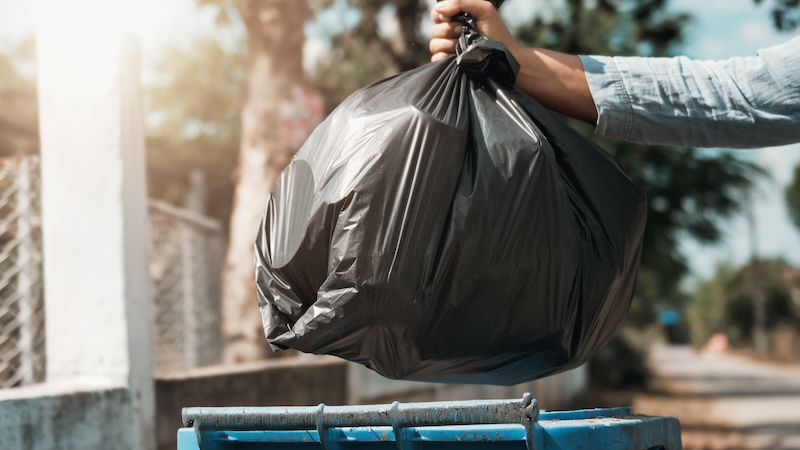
[[254, 9, 647, 385]]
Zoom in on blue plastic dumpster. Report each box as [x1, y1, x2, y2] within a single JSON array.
[[177, 394, 681, 450]]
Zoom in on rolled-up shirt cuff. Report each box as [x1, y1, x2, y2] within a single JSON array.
[[578, 54, 634, 141]]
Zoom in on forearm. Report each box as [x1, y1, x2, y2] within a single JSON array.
[[510, 47, 598, 124], [581, 36, 800, 148]]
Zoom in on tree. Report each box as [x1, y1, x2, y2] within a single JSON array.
[[690, 259, 798, 348], [694, 258, 798, 345], [145, 36, 246, 224], [309, 0, 431, 111], [787, 164, 800, 231], [193, 0, 319, 362]]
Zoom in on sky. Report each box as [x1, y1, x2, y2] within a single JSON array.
[[1, 0, 798, 285]]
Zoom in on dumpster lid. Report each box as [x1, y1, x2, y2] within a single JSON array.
[[183, 393, 539, 450]]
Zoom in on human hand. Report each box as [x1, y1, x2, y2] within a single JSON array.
[[429, 0, 520, 62]]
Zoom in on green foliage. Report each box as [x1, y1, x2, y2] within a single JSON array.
[[725, 261, 796, 337], [308, 0, 431, 105], [310, 34, 399, 114], [787, 164, 800, 231], [145, 35, 247, 224], [334, 0, 430, 69], [513, 0, 691, 56], [0, 39, 38, 158], [690, 258, 799, 347]]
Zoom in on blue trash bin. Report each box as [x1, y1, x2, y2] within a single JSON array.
[[177, 393, 681, 450]]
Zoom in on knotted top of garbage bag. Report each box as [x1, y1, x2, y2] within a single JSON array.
[[452, 0, 520, 85]]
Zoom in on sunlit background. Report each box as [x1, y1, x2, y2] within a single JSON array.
[[3, 0, 798, 280], [1, 0, 799, 449]]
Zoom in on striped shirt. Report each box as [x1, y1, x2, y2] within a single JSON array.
[[579, 36, 800, 148]]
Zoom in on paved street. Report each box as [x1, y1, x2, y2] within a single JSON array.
[[634, 344, 800, 449]]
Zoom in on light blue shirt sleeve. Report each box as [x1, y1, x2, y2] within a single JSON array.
[[578, 36, 800, 148]]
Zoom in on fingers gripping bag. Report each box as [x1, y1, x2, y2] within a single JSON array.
[[254, 3, 647, 385]]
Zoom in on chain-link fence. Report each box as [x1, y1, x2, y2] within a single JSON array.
[[0, 156, 227, 388], [0, 156, 46, 388], [149, 199, 225, 374]]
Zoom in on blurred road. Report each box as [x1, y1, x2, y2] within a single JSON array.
[[634, 344, 800, 450]]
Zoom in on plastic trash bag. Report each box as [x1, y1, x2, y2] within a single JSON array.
[[254, 8, 647, 385]]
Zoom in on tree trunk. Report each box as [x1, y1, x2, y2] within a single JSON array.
[[223, 0, 313, 363]]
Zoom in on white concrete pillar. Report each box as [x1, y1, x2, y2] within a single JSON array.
[[37, 11, 155, 449]]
